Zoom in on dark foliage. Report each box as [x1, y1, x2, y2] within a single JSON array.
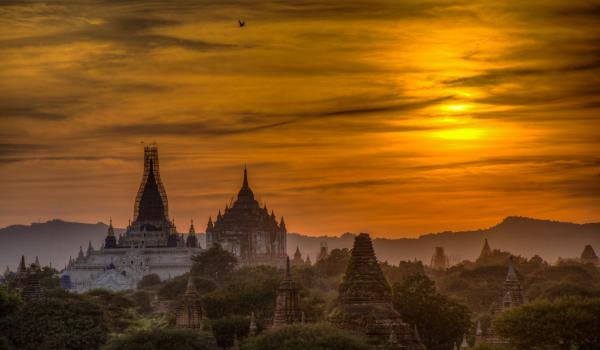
[[191, 244, 238, 280], [103, 328, 217, 350], [210, 315, 250, 348], [0, 295, 108, 350], [495, 297, 600, 350], [241, 323, 371, 350], [393, 273, 471, 350], [137, 273, 161, 288]]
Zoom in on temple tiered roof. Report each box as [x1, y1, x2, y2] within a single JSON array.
[[175, 276, 204, 329], [331, 233, 424, 349], [272, 257, 301, 328], [134, 145, 169, 222], [206, 167, 286, 266]]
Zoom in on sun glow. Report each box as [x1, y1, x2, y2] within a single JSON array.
[[433, 128, 486, 140]]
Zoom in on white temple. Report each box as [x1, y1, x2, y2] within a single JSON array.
[[61, 146, 203, 292]]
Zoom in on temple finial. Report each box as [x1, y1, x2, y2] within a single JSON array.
[[243, 165, 249, 188]]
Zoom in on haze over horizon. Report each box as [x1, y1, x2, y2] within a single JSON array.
[[1, 0, 599, 237]]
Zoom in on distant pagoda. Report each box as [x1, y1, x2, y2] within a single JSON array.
[[206, 167, 287, 266], [292, 246, 304, 267], [175, 276, 204, 329], [478, 238, 492, 260], [485, 256, 526, 345], [330, 233, 424, 349], [430, 246, 450, 270], [10, 255, 43, 301], [272, 257, 302, 328], [580, 245, 599, 266]]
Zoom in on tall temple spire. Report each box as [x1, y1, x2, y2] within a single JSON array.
[[18, 255, 26, 273], [236, 165, 255, 203], [134, 145, 169, 222], [105, 218, 117, 249], [479, 238, 492, 259], [331, 233, 424, 349], [176, 275, 203, 329], [186, 219, 198, 248], [272, 256, 301, 328], [506, 256, 517, 281]]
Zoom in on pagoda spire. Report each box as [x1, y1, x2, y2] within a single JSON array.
[[479, 238, 492, 259], [107, 218, 115, 236], [506, 255, 517, 281], [34, 256, 40, 267], [243, 165, 249, 188], [189, 219, 196, 235], [4, 265, 10, 277], [17, 255, 26, 273]]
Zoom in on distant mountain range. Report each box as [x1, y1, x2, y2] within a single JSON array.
[[1, 217, 599, 271]]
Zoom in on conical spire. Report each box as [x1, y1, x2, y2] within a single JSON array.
[[480, 238, 492, 258], [189, 219, 196, 235], [206, 216, 214, 231], [87, 240, 94, 252], [4, 265, 10, 277], [506, 256, 517, 281], [34, 256, 40, 267], [78, 246, 84, 259], [134, 146, 169, 222], [279, 217, 287, 232], [107, 218, 115, 237], [243, 166, 249, 188], [236, 166, 255, 202], [249, 312, 257, 336], [17, 255, 26, 273]]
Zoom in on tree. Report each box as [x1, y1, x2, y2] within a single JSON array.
[[191, 244, 237, 280], [201, 266, 279, 319], [103, 328, 217, 350], [0, 296, 108, 350], [494, 297, 600, 350], [315, 248, 350, 277], [137, 273, 161, 288], [393, 273, 471, 350], [85, 289, 138, 331], [241, 323, 371, 350], [158, 274, 217, 299], [210, 315, 250, 348], [0, 286, 20, 319]]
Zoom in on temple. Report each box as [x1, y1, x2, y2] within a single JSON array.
[[484, 256, 526, 345], [175, 276, 204, 329], [479, 238, 492, 259], [430, 246, 450, 270], [330, 233, 424, 349], [7, 256, 43, 301], [205, 167, 287, 267], [292, 246, 304, 267], [272, 257, 302, 328], [61, 145, 203, 292], [580, 245, 599, 266]]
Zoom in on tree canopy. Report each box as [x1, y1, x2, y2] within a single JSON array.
[[494, 297, 600, 350], [191, 244, 238, 280], [103, 328, 217, 350], [393, 273, 471, 350], [0, 295, 108, 350], [241, 323, 371, 350]]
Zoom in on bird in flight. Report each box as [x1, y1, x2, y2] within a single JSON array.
[[239, 20, 245, 27]]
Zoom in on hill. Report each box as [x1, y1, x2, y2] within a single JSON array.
[[1, 217, 599, 271]]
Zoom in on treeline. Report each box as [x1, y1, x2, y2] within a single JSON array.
[[1, 245, 600, 349]]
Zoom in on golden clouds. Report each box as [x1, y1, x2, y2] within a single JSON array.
[[0, 0, 599, 235]]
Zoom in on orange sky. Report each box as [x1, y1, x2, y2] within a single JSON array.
[[1, 0, 599, 237]]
